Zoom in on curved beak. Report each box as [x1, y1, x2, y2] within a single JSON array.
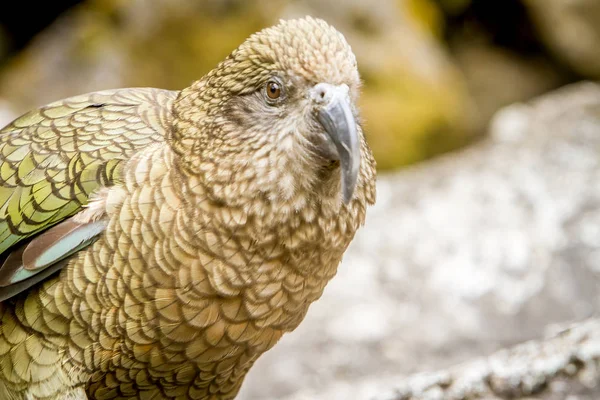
[[312, 83, 360, 204]]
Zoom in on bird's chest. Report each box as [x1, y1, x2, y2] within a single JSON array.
[[78, 228, 292, 399], [78, 210, 340, 398], [75, 162, 350, 398]]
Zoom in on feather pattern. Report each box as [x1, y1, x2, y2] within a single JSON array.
[[22, 217, 107, 272], [0, 217, 107, 301], [0, 88, 176, 299], [0, 17, 377, 400]]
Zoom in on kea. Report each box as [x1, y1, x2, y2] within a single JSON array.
[[0, 17, 376, 400]]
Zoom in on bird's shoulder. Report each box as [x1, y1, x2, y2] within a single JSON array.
[[1, 87, 178, 146], [0, 87, 179, 301]]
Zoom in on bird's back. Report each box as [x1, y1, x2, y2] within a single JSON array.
[[0, 87, 179, 399]]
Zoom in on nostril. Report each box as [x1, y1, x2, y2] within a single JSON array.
[[312, 83, 332, 104]]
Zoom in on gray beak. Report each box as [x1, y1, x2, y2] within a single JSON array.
[[312, 83, 360, 204]]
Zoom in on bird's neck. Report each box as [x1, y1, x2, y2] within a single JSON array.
[[166, 84, 375, 331], [164, 148, 361, 332]]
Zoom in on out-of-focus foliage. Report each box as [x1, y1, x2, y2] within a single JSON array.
[[0, 0, 593, 170], [524, 0, 600, 78], [436, 0, 471, 15], [0, 0, 476, 170], [0, 0, 82, 62]]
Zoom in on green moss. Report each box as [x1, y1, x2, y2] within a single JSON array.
[[403, 0, 446, 38], [84, 0, 282, 89], [360, 58, 473, 170], [127, 15, 265, 88]]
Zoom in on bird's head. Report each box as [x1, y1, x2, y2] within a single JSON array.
[[172, 17, 375, 212]]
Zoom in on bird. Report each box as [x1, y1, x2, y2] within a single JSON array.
[[0, 16, 376, 400]]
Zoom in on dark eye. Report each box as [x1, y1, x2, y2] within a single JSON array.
[[266, 81, 281, 100]]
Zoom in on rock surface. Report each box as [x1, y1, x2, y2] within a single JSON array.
[[282, 318, 600, 400], [238, 82, 600, 399]]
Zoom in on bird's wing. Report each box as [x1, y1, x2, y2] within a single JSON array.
[[0, 88, 177, 301]]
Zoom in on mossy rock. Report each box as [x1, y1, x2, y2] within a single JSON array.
[[360, 61, 472, 169]]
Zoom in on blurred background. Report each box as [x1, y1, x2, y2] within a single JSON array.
[[0, 0, 591, 169], [1, 0, 600, 399]]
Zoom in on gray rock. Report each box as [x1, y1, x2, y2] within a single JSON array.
[[238, 82, 600, 399], [282, 318, 600, 400], [378, 318, 600, 399]]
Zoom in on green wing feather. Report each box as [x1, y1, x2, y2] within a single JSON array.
[[0, 87, 177, 298]]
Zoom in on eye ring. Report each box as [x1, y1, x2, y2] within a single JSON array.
[[265, 80, 282, 100]]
